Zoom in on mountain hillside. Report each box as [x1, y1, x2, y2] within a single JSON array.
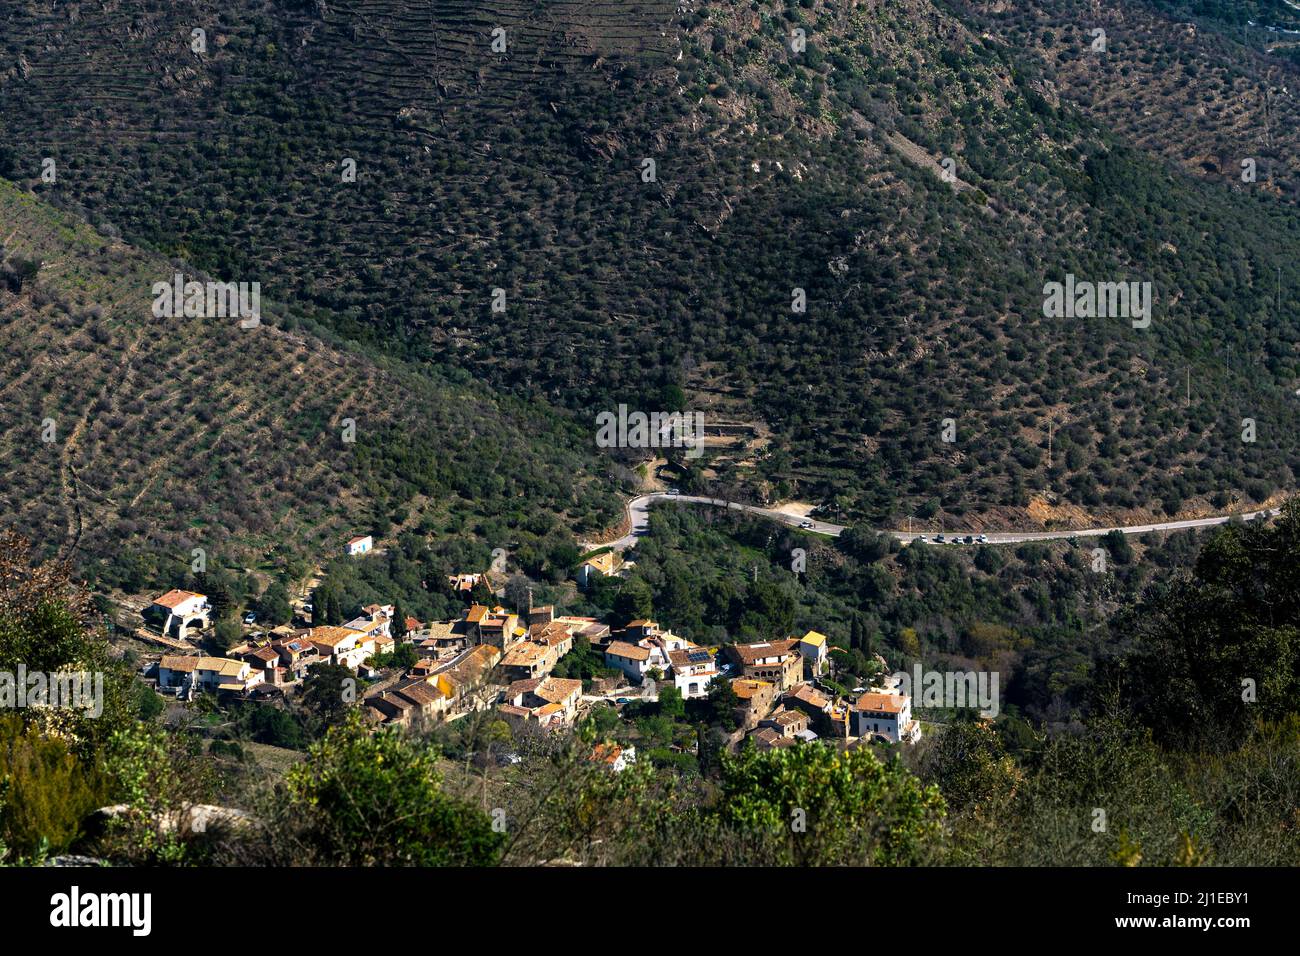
[[2, 0, 1299, 530], [0, 177, 621, 589]]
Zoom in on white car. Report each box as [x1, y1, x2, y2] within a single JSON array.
[[799, 520, 814, 529]]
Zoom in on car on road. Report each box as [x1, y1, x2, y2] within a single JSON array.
[[934, 534, 946, 543], [615, 697, 633, 705], [799, 520, 814, 529], [916, 535, 928, 543], [977, 534, 989, 543]]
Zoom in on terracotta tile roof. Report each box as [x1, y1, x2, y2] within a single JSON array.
[[367, 694, 414, 720], [438, 644, 501, 690], [667, 647, 717, 670], [726, 639, 797, 665], [198, 657, 245, 677], [500, 642, 551, 667], [752, 726, 793, 749], [393, 681, 443, 707], [153, 589, 204, 609], [731, 678, 773, 699], [529, 621, 572, 645], [271, 638, 315, 656], [538, 677, 582, 702], [506, 676, 581, 704], [606, 640, 650, 662], [582, 552, 620, 574], [854, 692, 905, 714], [769, 709, 806, 728], [787, 683, 829, 709], [308, 626, 366, 649], [423, 621, 459, 641]]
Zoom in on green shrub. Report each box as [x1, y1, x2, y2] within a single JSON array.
[[0, 714, 113, 856]]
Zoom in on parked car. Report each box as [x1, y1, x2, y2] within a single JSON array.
[[934, 534, 946, 543], [976, 534, 989, 543], [242, 612, 256, 625], [799, 520, 814, 529], [963, 535, 974, 544], [916, 535, 928, 543], [616, 697, 633, 705], [668, 487, 681, 495]]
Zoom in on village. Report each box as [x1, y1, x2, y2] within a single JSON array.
[[135, 533, 924, 764]]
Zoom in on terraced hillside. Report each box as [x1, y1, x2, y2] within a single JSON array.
[[0, 178, 622, 588], [2, 0, 1300, 530], [962, 0, 1300, 198]]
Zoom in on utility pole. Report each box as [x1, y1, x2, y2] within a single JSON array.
[[1047, 418, 1054, 469], [1186, 367, 1191, 407]]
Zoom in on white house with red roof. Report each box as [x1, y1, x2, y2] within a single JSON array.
[[667, 647, 718, 698], [345, 534, 373, 556], [147, 589, 211, 640], [590, 742, 637, 773], [850, 690, 921, 744]]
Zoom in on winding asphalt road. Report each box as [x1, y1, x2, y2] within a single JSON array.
[[608, 493, 1281, 550]]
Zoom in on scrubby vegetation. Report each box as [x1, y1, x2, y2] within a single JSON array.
[[0, 178, 623, 586], [3, 0, 1299, 532]]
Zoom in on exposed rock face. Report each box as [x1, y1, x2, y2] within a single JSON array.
[[45, 854, 109, 867], [90, 803, 255, 837]]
